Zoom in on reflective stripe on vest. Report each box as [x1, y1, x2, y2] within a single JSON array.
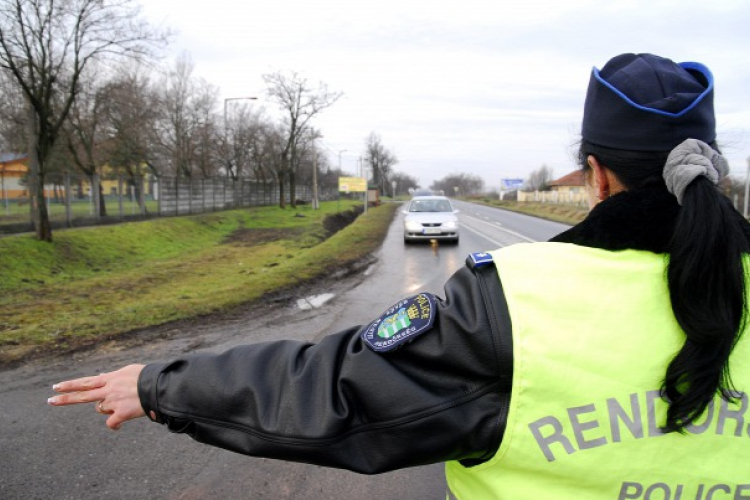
[[445, 243, 750, 500]]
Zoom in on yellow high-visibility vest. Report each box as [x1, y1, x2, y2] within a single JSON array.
[[446, 243, 750, 500]]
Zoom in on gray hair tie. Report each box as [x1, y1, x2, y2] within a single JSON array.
[[663, 138, 728, 205]]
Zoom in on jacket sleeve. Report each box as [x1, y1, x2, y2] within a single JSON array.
[[137, 264, 511, 474]]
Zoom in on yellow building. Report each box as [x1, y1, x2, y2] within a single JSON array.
[[0, 155, 149, 200], [548, 170, 585, 197], [0, 153, 30, 199]]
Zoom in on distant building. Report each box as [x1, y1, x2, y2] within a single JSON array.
[[548, 170, 585, 196], [0, 154, 152, 201], [518, 170, 587, 204], [0, 153, 29, 199]]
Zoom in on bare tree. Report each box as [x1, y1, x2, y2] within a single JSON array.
[[190, 78, 220, 179], [225, 103, 266, 181], [263, 71, 342, 208], [63, 65, 109, 216], [154, 54, 217, 180], [0, 0, 167, 241], [721, 175, 747, 213], [293, 130, 328, 187], [525, 164, 554, 191], [0, 70, 26, 153], [431, 172, 485, 197], [389, 171, 419, 197], [249, 123, 285, 202], [101, 65, 161, 212], [363, 132, 398, 195]]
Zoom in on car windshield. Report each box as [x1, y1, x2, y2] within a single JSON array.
[[409, 199, 452, 213]]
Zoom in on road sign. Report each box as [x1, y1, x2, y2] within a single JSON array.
[[501, 178, 524, 190], [339, 177, 367, 193]]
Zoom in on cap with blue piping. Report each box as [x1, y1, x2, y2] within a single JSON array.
[[581, 53, 715, 151]]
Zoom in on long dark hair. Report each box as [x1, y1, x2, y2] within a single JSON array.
[[579, 140, 748, 432]]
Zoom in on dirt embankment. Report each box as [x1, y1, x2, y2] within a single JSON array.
[[0, 206, 370, 370], [323, 206, 365, 236]]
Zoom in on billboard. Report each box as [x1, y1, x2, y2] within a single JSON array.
[[338, 177, 367, 193], [501, 178, 524, 190]]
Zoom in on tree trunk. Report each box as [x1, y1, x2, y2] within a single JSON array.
[[99, 182, 108, 217], [289, 170, 297, 209], [278, 173, 286, 209], [33, 170, 52, 242], [27, 106, 52, 242], [133, 178, 146, 214]]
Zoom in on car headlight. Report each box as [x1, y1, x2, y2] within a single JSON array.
[[405, 220, 422, 231], [442, 221, 458, 230]]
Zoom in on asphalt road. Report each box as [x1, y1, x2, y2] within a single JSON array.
[[0, 201, 569, 500]]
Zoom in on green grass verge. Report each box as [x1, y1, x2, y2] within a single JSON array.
[[0, 201, 399, 364], [468, 197, 588, 226]]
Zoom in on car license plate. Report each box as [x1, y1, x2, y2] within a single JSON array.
[[422, 228, 441, 235]]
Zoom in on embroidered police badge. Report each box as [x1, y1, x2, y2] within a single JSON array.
[[361, 293, 437, 352]]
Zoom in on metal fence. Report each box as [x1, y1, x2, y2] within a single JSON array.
[[0, 173, 339, 235]]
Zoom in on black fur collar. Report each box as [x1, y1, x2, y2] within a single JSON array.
[[550, 188, 680, 253]]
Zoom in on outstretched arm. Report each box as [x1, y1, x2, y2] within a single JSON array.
[[46, 263, 512, 473]]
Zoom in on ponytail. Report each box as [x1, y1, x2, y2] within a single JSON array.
[[663, 174, 748, 431], [580, 139, 749, 432]]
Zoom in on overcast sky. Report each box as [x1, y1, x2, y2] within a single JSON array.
[[141, 0, 750, 190]]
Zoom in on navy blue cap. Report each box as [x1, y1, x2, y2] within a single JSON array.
[[582, 53, 715, 151]]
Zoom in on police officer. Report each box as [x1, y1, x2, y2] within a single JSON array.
[[49, 54, 750, 499]]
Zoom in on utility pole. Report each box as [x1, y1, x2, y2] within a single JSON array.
[[745, 156, 750, 218], [312, 146, 319, 210], [1, 167, 7, 215]]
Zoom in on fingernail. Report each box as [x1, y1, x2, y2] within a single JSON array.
[[52, 384, 60, 391], [47, 397, 56, 405]]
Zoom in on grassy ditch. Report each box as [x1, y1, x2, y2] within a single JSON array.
[[0, 201, 399, 365]]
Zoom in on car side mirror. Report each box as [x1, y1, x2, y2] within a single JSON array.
[[401, 210, 408, 215]]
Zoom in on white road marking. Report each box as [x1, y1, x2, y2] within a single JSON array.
[[461, 214, 537, 243], [461, 224, 507, 247]]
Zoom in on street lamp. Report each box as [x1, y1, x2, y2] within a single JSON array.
[[310, 132, 324, 210], [338, 149, 347, 170]]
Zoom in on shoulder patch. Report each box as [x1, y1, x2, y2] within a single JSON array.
[[361, 293, 437, 352], [466, 252, 494, 269]]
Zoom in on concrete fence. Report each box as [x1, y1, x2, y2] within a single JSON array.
[[517, 190, 588, 206], [0, 173, 339, 235]]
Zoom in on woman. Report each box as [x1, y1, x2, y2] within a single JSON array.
[[49, 54, 750, 499]]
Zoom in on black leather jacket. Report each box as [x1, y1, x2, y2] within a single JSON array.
[[138, 258, 512, 473]]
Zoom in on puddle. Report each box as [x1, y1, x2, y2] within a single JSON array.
[[296, 293, 336, 310]]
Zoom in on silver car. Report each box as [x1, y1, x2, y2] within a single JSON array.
[[402, 196, 460, 244]]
